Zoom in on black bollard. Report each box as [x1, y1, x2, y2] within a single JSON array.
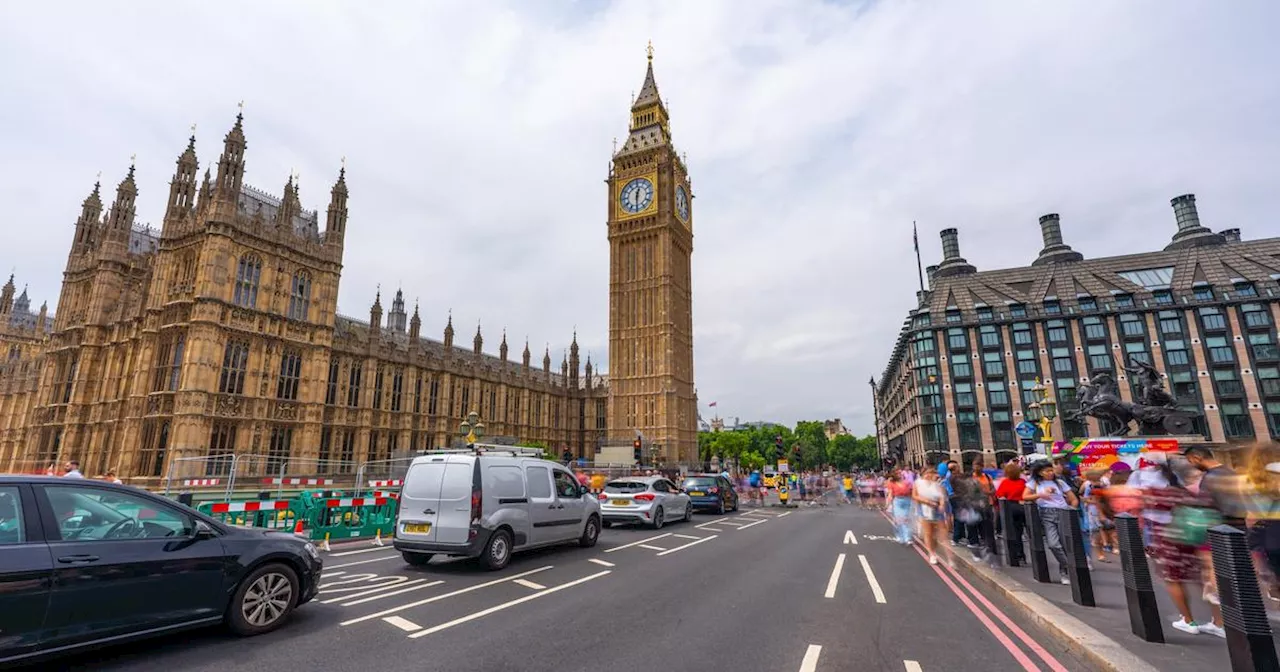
[[1115, 513, 1163, 642], [1209, 524, 1279, 672], [1001, 500, 1021, 567], [1059, 508, 1096, 607], [1023, 502, 1051, 583]]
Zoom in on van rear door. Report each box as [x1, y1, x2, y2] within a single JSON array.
[[434, 458, 477, 544], [398, 458, 450, 542]]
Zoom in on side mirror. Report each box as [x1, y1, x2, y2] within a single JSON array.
[[194, 520, 217, 539]]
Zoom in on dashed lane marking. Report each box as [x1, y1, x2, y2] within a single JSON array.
[[340, 566, 554, 626], [904, 662, 923, 672], [656, 534, 717, 557], [638, 544, 668, 551], [824, 553, 846, 599], [776, 511, 793, 517], [858, 554, 886, 604], [672, 533, 702, 540], [383, 616, 422, 632], [327, 554, 402, 569], [604, 533, 673, 553], [406, 571, 611, 639], [799, 645, 822, 672], [331, 546, 395, 557], [588, 558, 615, 567], [513, 579, 546, 590], [737, 518, 768, 530]]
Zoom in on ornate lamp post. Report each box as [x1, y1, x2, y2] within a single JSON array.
[[1029, 378, 1057, 443], [459, 411, 485, 447]]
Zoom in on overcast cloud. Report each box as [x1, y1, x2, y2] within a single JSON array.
[[2, 1, 1278, 434]]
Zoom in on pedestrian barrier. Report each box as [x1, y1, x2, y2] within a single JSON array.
[[197, 499, 300, 532], [262, 477, 335, 486], [368, 479, 403, 488], [181, 479, 221, 487], [301, 495, 397, 544]]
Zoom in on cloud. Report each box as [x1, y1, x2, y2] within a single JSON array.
[[1, 0, 1277, 434]]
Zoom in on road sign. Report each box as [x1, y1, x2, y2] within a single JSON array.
[[1015, 421, 1037, 439], [777, 459, 789, 473], [1020, 437, 1036, 455]]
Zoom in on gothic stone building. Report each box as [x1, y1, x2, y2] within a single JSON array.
[[876, 195, 1280, 469], [0, 113, 610, 484]]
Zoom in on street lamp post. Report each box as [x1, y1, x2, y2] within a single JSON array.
[[1027, 378, 1056, 444], [459, 411, 486, 447]]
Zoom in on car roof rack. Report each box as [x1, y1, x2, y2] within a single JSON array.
[[418, 444, 547, 458]]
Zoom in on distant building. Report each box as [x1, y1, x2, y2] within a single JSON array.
[[876, 195, 1280, 469], [823, 418, 851, 440]]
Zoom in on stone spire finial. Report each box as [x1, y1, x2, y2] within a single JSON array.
[[443, 310, 454, 347], [500, 329, 509, 361], [473, 321, 483, 355]]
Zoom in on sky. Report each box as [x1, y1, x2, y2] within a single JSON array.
[[2, 1, 1278, 435]]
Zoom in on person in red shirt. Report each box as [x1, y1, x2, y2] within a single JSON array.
[[995, 462, 1027, 564]]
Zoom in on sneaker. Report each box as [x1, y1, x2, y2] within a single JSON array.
[[1203, 587, 1221, 606], [1172, 618, 1201, 635], [929, 554, 939, 565], [1060, 575, 1071, 585], [1198, 623, 1226, 638]]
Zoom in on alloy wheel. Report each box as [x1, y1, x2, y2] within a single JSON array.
[[242, 572, 293, 627]]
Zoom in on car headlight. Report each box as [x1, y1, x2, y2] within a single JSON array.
[[304, 542, 320, 561]]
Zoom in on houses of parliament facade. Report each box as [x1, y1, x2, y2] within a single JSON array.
[[0, 50, 698, 482]]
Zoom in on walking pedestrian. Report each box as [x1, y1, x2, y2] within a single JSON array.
[[1023, 461, 1078, 585], [995, 462, 1027, 564], [887, 469, 914, 544], [914, 468, 952, 566]]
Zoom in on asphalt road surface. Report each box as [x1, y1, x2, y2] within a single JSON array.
[[40, 503, 1097, 672]]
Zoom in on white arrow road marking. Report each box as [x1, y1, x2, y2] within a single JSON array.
[[824, 553, 846, 599], [845, 530, 858, 544], [859, 554, 887, 604]]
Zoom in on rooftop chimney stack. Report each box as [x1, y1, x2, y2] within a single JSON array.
[[1165, 193, 1221, 250], [1032, 213, 1083, 266], [933, 228, 976, 278], [1220, 228, 1241, 243]]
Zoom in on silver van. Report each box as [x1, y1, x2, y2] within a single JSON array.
[[392, 447, 601, 570]]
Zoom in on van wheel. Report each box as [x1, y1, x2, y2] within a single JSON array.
[[579, 515, 600, 548], [481, 529, 512, 571], [402, 552, 433, 566], [227, 563, 298, 636]]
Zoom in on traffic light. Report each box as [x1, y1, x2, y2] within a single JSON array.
[[773, 435, 783, 460], [633, 438, 642, 463]]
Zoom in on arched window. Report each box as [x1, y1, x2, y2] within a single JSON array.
[[288, 270, 312, 320], [233, 255, 262, 308]]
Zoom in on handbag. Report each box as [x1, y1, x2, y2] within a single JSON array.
[[1164, 505, 1222, 546]]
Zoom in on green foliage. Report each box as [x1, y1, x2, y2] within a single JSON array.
[[697, 421, 878, 472], [519, 440, 554, 461]]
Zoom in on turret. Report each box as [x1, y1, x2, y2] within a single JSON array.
[[543, 345, 551, 374], [164, 134, 199, 227], [569, 331, 580, 388], [585, 354, 594, 390], [325, 164, 348, 247], [474, 323, 483, 355], [275, 173, 300, 230], [369, 289, 383, 334], [388, 289, 407, 333], [214, 110, 246, 200], [499, 330, 509, 362], [73, 180, 103, 253], [0, 275, 14, 315], [408, 301, 421, 340], [106, 163, 138, 241], [443, 312, 454, 348], [522, 339, 531, 372], [36, 301, 47, 332], [561, 351, 569, 383]]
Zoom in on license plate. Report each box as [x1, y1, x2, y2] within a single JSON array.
[[688, 491, 705, 496], [403, 523, 431, 534], [611, 500, 631, 506]]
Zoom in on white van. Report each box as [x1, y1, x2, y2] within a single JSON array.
[[393, 447, 601, 570]]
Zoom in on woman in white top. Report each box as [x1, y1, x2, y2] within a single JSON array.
[[1022, 461, 1079, 584], [913, 469, 952, 565]]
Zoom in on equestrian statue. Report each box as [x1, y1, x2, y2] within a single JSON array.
[[1066, 355, 1196, 436]]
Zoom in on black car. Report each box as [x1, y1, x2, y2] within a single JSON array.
[[681, 474, 739, 514], [0, 476, 323, 665]]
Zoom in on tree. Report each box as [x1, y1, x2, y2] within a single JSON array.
[[520, 440, 554, 461]]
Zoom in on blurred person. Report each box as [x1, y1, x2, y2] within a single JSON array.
[[1245, 455, 1280, 600], [914, 468, 952, 566], [887, 469, 914, 544], [102, 470, 122, 485], [1145, 459, 1225, 637], [952, 469, 990, 561], [1083, 468, 1117, 561], [995, 462, 1027, 564], [1023, 461, 1078, 585], [62, 460, 84, 479], [971, 460, 998, 559]]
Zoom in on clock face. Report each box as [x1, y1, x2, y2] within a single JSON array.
[[619, 177, 655, 214], [675, 185, 689, 221]]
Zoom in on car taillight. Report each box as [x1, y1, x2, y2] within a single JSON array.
[[709, 487, 719, 494], [470, 489, 482, 523], [634, 493, 655, 501], [598, 493, 608, 501]]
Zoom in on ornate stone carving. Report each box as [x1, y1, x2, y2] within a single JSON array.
[[215, 394, 242, 417]]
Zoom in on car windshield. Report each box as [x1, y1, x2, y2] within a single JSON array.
[[604, 481, 648, 494], [683, 477, 716, 488]]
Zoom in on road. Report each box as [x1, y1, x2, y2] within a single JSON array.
[[42, 503, 1095, 672]]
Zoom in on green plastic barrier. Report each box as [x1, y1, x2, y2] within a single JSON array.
[[295, 491, 399, 543]]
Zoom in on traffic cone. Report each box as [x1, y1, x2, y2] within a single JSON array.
[[372, 529, 385, 547], [319, 532, 331, 552], [293, 520, 306, 537]]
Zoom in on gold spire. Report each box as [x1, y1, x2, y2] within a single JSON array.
[[646, 40, 653, 62]]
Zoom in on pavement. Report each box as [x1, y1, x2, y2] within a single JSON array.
[[39, 502, 1096, 672], [948, 521, 1280, 672]]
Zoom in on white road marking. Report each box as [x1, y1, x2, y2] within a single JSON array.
[[319, 573, 378, 588], [799, 644, 822, 672], [657, 534, 718, 556], [714, 519, 746, 527], [340, 566, 554, 625], [320, 571, 346, 578], [737, 518, 768, 530], [588, 558, 615, 567], [672, 533, 702, 540], [321, 575, 413, 596], [341, 579, 445, 606], [407, 571, 611, 639], [383, 616, 422, 632], [824, 553, 847, 599], [322, 578, 437, 604], [904, 661, 923, 672], [638, 544, 668, 551], [844, 530, 858, 544], [695, 521, 724, 530], [604, 533, 672, 553], [696, 526, 726, 532], [331, 546, 394, 557], [326, 554, 402, 569], [777, 511, 793, 517], [859, 554, 887, 604], [513, 579, 546, 590]]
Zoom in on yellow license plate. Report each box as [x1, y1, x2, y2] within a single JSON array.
[[403, 523, 431, 534], [688, 491, 705, 496], [611, 500, 631, 506]]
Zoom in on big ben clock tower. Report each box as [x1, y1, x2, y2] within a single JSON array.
[[607, 43, 697, 465]]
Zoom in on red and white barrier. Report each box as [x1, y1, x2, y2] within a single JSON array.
[[321, 497, 389, 508], [368, 479, 403, 488], [210, 500, 292, 513], [182, 479, 221, 487], [371, 491, 400, 499], [261, 478, 334, 486]]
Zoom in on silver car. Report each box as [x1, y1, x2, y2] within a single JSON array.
[[598, 476, 692, 529]]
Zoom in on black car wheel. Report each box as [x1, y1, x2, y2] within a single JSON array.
[[403, 551, 433, 566], [482, 529, 513, 571], [684, 502, 693, 521], [716, 498, 725, 515], [652, 506, 665, 529], [228, 563, 299, 636], [579, 515, 600, 548]]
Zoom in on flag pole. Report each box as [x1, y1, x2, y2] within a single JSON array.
[[913, 220, 925, 292]]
